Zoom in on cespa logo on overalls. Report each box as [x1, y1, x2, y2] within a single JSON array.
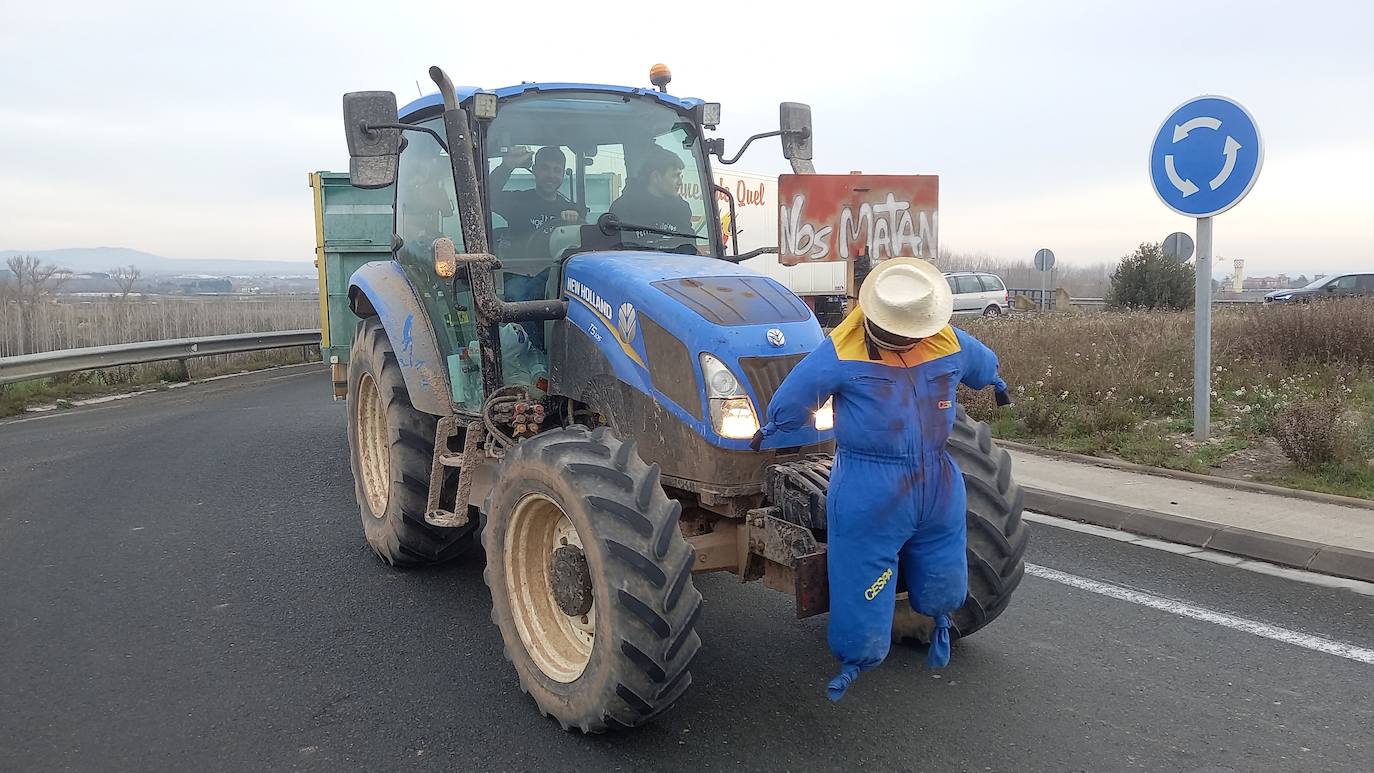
[[565, 277, 614, 321], [864, 567, 893, 601]]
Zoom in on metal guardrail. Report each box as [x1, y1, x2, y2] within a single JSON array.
[[1066, 297, 1262, 307], [0, 329, 321, 386], [1007, 288, 1059, 311]]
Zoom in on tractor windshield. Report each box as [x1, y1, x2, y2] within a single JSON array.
[[482, 91, 719, 301]]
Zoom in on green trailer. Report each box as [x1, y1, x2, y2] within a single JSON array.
[[309, 171, 394, 396]]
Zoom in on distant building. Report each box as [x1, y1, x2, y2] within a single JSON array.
[[151, 276, 234, 294], [1243, 274, 1294, 290]]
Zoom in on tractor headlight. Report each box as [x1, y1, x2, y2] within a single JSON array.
[[700, 353, 758, 439], [716, 397, 758, 439], [813, 398, 834, 431], [701, 354, 742, 399]]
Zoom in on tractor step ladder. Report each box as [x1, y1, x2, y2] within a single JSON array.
[[424, 415, 483, 528]]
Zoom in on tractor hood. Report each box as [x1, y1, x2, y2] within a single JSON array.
[[557, 251, 832, 450]]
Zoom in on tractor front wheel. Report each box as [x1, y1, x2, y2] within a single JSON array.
[[482, 426, 702, 732]]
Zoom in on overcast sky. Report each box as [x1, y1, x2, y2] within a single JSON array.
[[2, 0, 1370, 275]]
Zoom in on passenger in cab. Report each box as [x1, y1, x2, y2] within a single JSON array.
[[609, 146, 694, 238]]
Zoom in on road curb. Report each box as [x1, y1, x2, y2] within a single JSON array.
[[1001, 439, 1374, 512], [1023, 487, 1374, 584]]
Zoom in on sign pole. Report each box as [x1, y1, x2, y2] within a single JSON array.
[[1033, 248, 1055, 311], [1193, 216, 1213, 440], [1148, 95, 1261, 444], [845, 257, 857, 311]]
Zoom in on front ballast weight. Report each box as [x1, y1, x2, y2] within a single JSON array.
[[743, 504, 831, 619], [692, 410, 1029, 643]]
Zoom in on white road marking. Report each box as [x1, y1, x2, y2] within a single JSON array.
[[1025, 511, 1374, 595], [1025, 563, 1374, 665]]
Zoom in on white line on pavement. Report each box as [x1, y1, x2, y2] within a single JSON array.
[[1025, 511, 1374, 596], [1025, 563, 1374, 665]]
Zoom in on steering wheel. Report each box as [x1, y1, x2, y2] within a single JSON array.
[[518, 222, 582, 260], [519, 222, 560, 259]]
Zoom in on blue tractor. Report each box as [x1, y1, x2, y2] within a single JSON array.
[[327, 65, 1026, 731]]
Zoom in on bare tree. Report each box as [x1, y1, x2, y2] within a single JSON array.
[[936, 247, 1116, 297], [110, 264, 142, 300], [0, 271, 15, 356], [6, 255, 71, 355]]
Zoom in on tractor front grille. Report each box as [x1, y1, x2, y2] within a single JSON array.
[[738, 354, 807, 413]]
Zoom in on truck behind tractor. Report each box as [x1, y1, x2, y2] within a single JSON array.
[[310, 64, 1028, 732]]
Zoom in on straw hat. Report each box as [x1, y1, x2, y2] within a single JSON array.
[[858, 257, 953, 340]]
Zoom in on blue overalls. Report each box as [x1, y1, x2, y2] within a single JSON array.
[[757, 308, 1006, 701]]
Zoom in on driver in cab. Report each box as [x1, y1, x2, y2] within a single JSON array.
[[489, 145, 586, 251], [488, 145, 586, 330]]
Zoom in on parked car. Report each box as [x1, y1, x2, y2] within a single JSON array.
[[944, 271, 1010, 317], [1264, 273, 1374, 304]]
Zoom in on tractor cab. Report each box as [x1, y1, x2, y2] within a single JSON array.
[[395, 85, 723, 309]]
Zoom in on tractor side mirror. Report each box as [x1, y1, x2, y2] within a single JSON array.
[[343, 91, 401, 189], [779, 102, 813, 162]]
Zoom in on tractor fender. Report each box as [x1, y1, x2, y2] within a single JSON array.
[[347, 260, 453, 417]]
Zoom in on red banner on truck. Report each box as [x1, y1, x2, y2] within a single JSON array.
[[777, 175, 938, 266]]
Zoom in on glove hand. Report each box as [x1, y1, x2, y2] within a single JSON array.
[[502, 145, 533, 168], [994, 388, 1012, 407], [749, 429, 765, 452]]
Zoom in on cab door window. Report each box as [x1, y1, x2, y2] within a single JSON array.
[[394, 118, 484, 410], [396, 120, 463, 265]]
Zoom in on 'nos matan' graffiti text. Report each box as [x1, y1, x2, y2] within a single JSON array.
[[781, 193, 937, 261]]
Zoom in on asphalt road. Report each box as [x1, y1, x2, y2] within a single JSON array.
[[2, 365, 1371, 773]]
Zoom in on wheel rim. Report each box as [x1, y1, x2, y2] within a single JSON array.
[[355, 371, 390, 517], [505, 493, 595, 683], [984, 305, 1001, 317]]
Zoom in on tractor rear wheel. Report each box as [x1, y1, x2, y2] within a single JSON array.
[[482, 426, 702, 732], [346, 316, 476, 566], [892, 406, 1028, 643]]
